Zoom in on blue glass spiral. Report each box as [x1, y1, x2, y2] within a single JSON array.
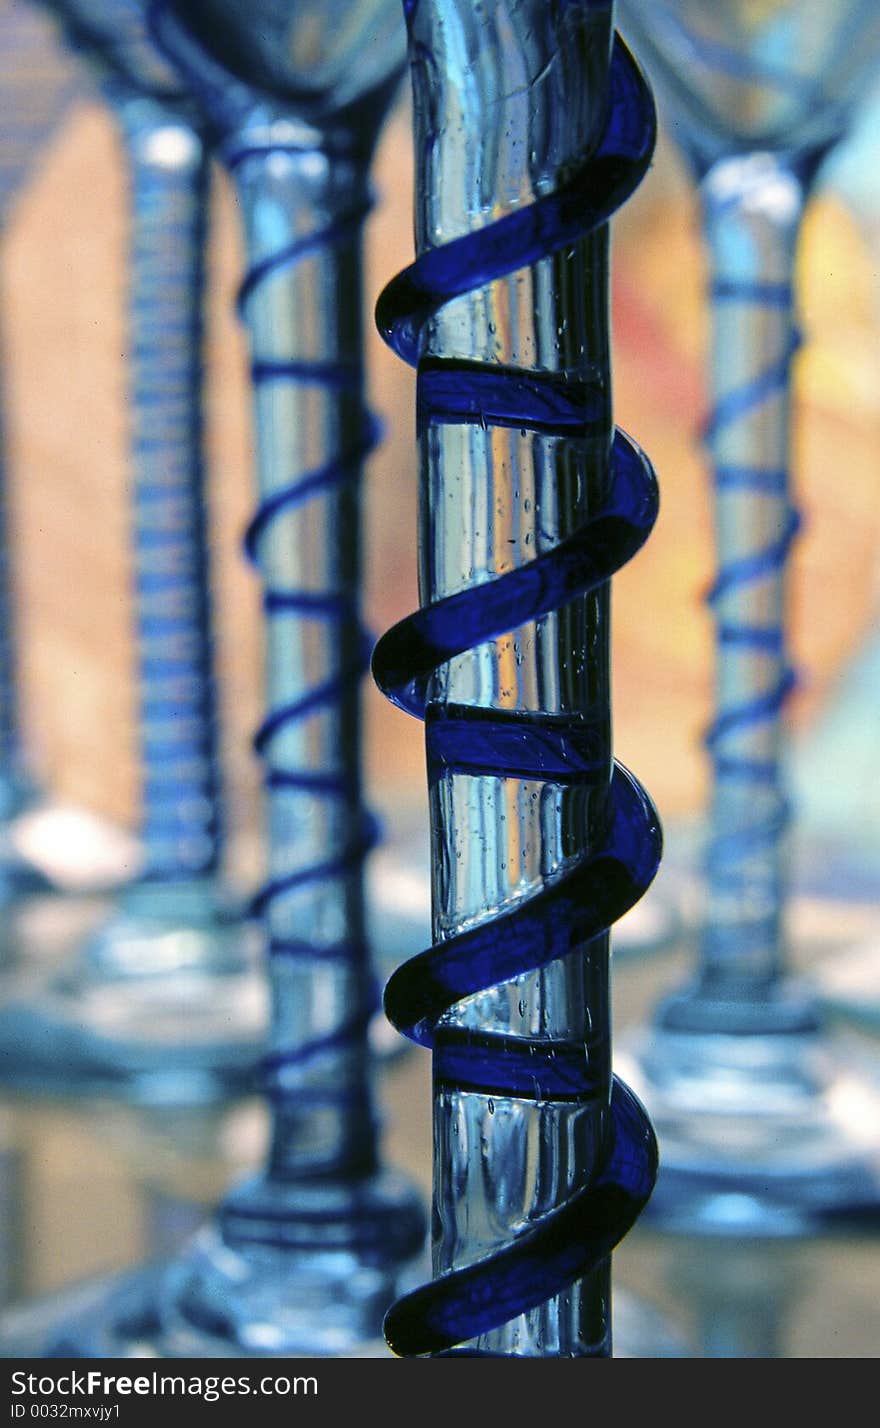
[[373, 30, 661, 1357], [234, 182, 382, 968], [159, 114, 386, 1138], [696, 177, 806, 989], [145, 0, 425, 1232], [602, 4, 880, 1244], [144, 0, 392, 999]]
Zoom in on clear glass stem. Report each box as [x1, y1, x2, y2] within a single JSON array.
[[115, 89, 221, 884], [231, 139, 378, 1185], [410, 0, 616, 1356], [696, 150, 807, 1002]]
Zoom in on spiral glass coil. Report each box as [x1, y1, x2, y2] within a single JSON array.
[[372, 1, 661, 1357]]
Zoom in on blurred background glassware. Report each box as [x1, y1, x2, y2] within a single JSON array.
[[784, 68, 880, 1034], [0, 1090, 265, 1355], [2, 0, 429, 1358], [614, 0, 880, 1235], [0, 0, 271, 1106]]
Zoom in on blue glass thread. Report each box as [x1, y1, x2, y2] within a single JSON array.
[[136, 4, 427, 1335], [214, 136, 383, 1173], [617, 1, 880, 1027], [373, 6, 661, 1357], [603, 3, 880, 1244], [695, 158, 805, 998]]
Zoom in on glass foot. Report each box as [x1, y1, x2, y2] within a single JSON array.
[[0, 881, 267, 1106], [0, 1267, 171, 1359], [616, 1000, 880, 1236], [5, 801, 142, 896], [151, 1169, 428, 1357], [0, 777, 63, 904], [0, 763, 145, 902], [0, 1260, 693, 1359], [13, 1167, 428, 1358]]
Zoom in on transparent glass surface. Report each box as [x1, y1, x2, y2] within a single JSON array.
[[613, 1, 880, 1233], [618, 1, 880, 174], [693, 149, 802, 999], [782, 78, 880, 1032], [378, 0, 662, 1357], [0, 30, 264, 1100], [0, 1082, 696, 1359], [37, 0, 183, 101], [164, 0, 406, 116], [232, 142, 383, 1184], [788, 606, 880, 1033]]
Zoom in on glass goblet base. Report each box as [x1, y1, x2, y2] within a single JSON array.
[[0, 878, 266, 1106], [0, 771, 70, 905], [628, 814, 880, 1034], [0, 1251, 694, 1359], [29, 1167, 428, 1358], [616, 983, 880, 1237]]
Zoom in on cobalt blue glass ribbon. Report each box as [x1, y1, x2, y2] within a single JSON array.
[[373, 31, 662, 1357]]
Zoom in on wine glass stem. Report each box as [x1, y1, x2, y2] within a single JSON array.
[[410, 0, 616, 1354], [115, 90, 222, 883], [698, 151, 807, 998], [231, 142, 378, 1181]]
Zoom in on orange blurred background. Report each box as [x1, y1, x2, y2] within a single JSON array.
[[2, 80, 878, 864]]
